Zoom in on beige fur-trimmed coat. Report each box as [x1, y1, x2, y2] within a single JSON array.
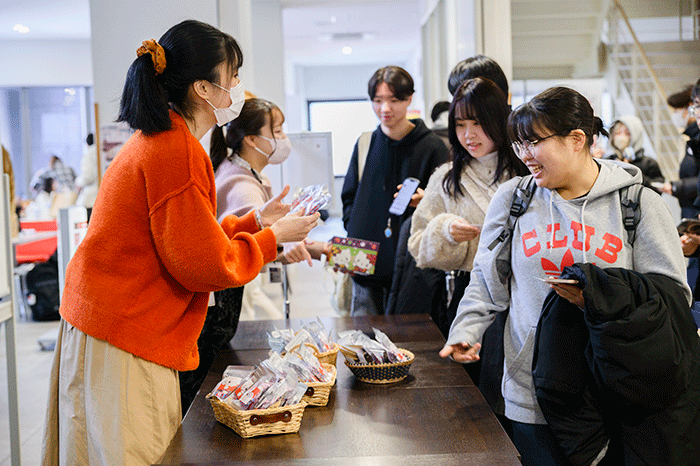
[[408, 152, 508, 272]]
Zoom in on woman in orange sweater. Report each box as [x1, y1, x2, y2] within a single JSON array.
[[41, 20, 319, 466]]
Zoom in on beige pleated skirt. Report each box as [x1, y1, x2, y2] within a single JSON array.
[[41, 320, 182, 466]]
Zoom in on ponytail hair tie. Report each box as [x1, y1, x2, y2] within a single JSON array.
[[136, 39, 167, 75], [593, 116, 609, 139]]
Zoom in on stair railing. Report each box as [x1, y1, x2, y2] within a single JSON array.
[[605, 0, 685, 181]]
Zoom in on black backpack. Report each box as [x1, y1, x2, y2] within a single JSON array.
[[488, 175, 643, 278], [25, 251, 61, 321]]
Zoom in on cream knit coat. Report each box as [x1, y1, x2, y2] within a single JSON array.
[[408, 152, 507, 272]]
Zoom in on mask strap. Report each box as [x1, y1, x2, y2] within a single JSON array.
[[258, 135, 277, 154]]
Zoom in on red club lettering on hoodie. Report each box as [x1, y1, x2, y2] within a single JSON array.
[[595, 233, 623, 263], [571, 221, 595, 251], [546, 223, 567, 249], [522, 228, 541, 257]]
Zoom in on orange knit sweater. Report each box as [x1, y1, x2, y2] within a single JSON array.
[[60, 111, 277, 371]]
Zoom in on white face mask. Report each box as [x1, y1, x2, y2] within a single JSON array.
[[612, 134, 630, 151], [253, 135, 292, 165], [206, 80, 245, 127]]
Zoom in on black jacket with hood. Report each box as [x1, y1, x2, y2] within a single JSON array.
[[341, 119, 449, 285], [533, 263, 700, 466]]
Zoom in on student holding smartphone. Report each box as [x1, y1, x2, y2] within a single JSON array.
[[341, 66, 448, 316], [440, 87, 699, 465]]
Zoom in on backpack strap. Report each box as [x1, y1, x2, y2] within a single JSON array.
[[620, 182, 643, 246], [488, 175, 536, 251], [356, 131, 373, 183]]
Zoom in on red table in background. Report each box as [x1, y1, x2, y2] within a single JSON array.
[[14, 220, 57, 263]]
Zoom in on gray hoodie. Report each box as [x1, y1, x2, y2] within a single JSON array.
[[446, 158, 690, 425]]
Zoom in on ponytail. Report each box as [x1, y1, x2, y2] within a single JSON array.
[[116, 20, 243, 136], [117, 54, 170, 135], [210, 125, 229, 172], [593, 116, 609, 139]]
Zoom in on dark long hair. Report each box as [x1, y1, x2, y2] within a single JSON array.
[[117, 20, 243, 135], [507, 86, 608, 150], [209, 98, 281, 172], [443, 78, 527, 198]]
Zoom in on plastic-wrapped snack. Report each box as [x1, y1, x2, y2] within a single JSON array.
[[210, 376, 240, 401], [236, 374, 277, 410], [362, 339, 388, 364], [292, 344, 330, 382], [289, 184, 331, 216], [338, 328, 408, 365], [282, 380, 309, 406], [302, 319, 334, 353], [284, 328, 313, 354], [223, 365, 255, 380], [251, 376, 288, 410], [268, 328, 295, 354], [373, 328, 407, 362]]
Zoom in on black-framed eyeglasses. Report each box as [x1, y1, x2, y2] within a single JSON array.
[[511, 131, 570, 158]]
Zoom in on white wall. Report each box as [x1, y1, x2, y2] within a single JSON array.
[[285, 63, 395, 133], [0, 40, 92, 87], [250, 1, 285, 108], [89, 0, 219, 127]]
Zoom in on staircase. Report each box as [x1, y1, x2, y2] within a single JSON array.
[[642, 40, 700, 97], [511, 0, 698, 181], [604, 1, 695, 181]]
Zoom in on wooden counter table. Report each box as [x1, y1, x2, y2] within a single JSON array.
[[157, 314, 521, 465]]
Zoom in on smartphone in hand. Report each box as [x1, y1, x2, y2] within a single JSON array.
[[388, 177, 420, 216], [536, 277, 580, 285]]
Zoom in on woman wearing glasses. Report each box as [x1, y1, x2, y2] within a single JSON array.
[[440, 86, 700, 465]]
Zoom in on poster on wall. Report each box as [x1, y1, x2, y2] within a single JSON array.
[[99, 123, 133, 176]]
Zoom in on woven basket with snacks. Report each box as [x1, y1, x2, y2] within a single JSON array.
[[344, 348, 415, 384], [311, 342, 339, 366], [207, 396, 307, 438], [301, 363, 337, 406]]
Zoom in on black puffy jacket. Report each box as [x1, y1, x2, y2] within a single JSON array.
[[533, 263, 700, 466]]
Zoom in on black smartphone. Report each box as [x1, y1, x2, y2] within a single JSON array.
[[678, 218, 700, 236], [388, 177, 420, 216]]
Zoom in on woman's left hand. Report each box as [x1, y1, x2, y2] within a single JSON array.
[[278, 241, 313, 266], [550, 283, 585, 309], [259, 185, 291, 226]]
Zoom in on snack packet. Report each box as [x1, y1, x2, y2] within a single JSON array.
[[288, 184, 331, 216]]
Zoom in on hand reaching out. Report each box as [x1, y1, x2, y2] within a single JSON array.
[[279, 240, 313, 266], [258, 185, 291, 227], [439, 342, 481, 363]]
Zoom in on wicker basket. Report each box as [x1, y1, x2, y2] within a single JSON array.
[[344, 349, 415, 384], [207, 396, 307, 438], [302, 363, 337, 406], [312, 342, 339, 366]]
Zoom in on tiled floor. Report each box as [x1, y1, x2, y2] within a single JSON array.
[[0, 216, 345, 466]]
